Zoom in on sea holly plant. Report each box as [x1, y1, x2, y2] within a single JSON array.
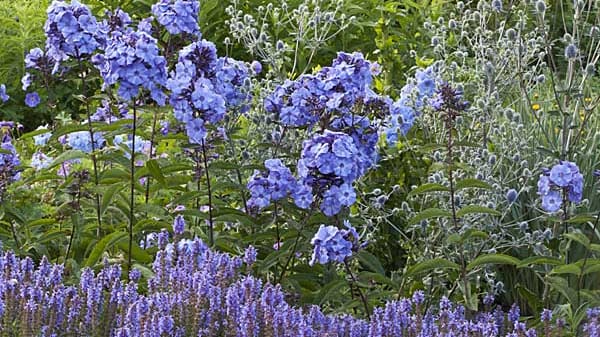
[[408, 0, 600, 318]]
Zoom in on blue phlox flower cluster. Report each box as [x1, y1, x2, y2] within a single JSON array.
[[247, 158, 298, 209], [114, 134, 151, 158], [212, 57, 252, 112], [297, 130, 362, 216], [265, 52, 381, 129], [415, 66, 437, 98], [310, 220, 360, 265], [537, 161, 583, 212], [91, 100, 129, 122], [67, 131, 106, 153], [92, 26, 167, 105], [33, 126, 52, 146], [24, 47, 56, 72], [330, 113, 379, 175], [168, 40, 251, 144], [44, 0, 102, 66], [385, 65, 440, 145], [264, 75, 325, 127], [0, 126, 21, 193], [31, 151, 54, 171], [97, 8, 132, 37], [152, 0, 201, 36], [385, 101, 417, 145]]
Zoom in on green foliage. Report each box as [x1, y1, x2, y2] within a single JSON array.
[[0, 0, 49, 125]]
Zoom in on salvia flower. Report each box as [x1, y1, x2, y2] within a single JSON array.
[[173, 214, 185, 235], [0, 241, 598, 335]]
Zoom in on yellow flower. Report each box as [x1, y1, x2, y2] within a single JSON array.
[[532, 103, 540, 111], [585, 97, 592, 103]]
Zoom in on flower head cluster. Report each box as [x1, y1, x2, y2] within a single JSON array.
[[91, 99, 129, 123], [92, 26, 167, 104], [44, 0, 102, 66], [265, 52, 380, 128], [167, 40, 252, 143], [152, 0, 201, 36], [297, 130, 361, 216], [212, 57, 252, 112], [537, 161, 583, 212], [67, 131, 105, 153], [385, 65, 440, 145], [310, 220, 361, 265], [97, 8, 132, 36], [33, 126, 52, 147], [0, 125, 21, 198], [30, 151, 54, 171], [114, 134, 151, 159], [24, 48, 56, 73], [247, 159, 298, 209]]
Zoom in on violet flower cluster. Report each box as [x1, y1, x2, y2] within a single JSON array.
[[0, 123, 21, 199], [385, 65, 439, 145], [310, 220, 361, 265], [66, 130, 106, 153], [297, 130, 361, 216], [152, 0, 201, 36], [247, 159, 298, 209], [254, 53, 389, 216], [264, 52, 380, 128], [92, 23, 168, 104], [537, 161, 583, 213], [43, 0, 102, 67], [167, 40, 252, 144], [1, 239, 598, 336]]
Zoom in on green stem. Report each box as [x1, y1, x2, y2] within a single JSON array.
[[144, 109, 159, 206], [577, 210, 600, 304], [77, 55, 102, 237], [344, 260, 371, 320], [201, 139, 214, 246], [128, 101, 137, 271]]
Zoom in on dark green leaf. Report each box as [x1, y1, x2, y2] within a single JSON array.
[[408, 208, 451, 225], [406, 258, 459, 276], [467, 254, 520, 271], [407, 183, 449, 197]]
